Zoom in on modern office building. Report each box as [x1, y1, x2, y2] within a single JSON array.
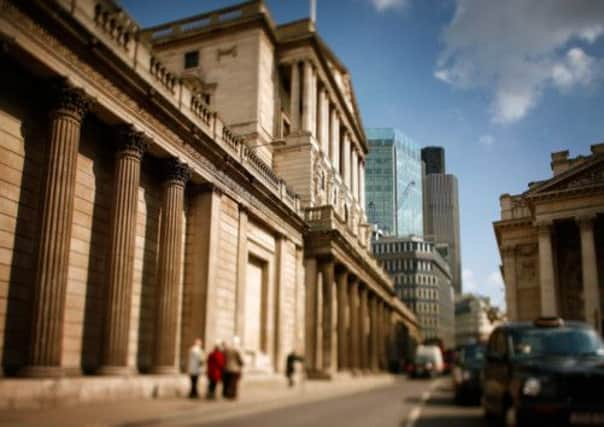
[[365, 128, 423, 237], [373, 236, 455, 349], [421, 146, 445, 175], [422, 147, 462, 294]]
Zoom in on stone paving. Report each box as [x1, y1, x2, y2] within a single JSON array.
[[0, 375, 398, 427]]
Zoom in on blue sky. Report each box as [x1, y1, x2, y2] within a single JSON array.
[[121, 0, 604, 308]]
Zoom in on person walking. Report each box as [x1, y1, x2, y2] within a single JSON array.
[[222, 336, 244, 399], [206, 340, 225, 400], [285, 350, 304, 387], [187, 338, 204, 398]]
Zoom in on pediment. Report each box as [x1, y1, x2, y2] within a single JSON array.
[[525, 156, 604, 197]]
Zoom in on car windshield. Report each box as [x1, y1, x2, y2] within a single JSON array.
[[460, 345, 485, 362], [511, 327, 604, 358]]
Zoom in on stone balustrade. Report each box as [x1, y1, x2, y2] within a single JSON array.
[[304, 205, 394, 293], [63, 0, 300, 213]]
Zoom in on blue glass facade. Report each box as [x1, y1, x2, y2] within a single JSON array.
[[365, 128, 423, 237]]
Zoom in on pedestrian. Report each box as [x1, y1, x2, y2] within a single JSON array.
[[285, 350, 304, 387], [222, 336, 244, 399], [206, 340, 225, 400], [187, 337, 204, 398]]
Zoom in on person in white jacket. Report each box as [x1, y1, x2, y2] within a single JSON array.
[[188, 338, 205, 398]]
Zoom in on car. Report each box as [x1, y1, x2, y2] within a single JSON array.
[[443, 349, 457, 374], [409, 344, 444, 378], [482, 317, 604, 427], [452, 342, 486, 404]]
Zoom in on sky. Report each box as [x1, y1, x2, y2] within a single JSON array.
[[121, 0, 604, 309]]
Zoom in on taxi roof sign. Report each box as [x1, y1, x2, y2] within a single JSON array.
[[534, 316, 564, 328]]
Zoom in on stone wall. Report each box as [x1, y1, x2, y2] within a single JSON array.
[[0, 63, 45, 374]]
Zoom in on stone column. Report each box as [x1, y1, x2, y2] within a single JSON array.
[[319, 91, 329, 154], [359, 160, 365, 208], [377, 300, 384, 370], [305, 258, 322, 372], [152, 158, 190, 374], [302, 61, 313, 132], [370, 294, 379, 371], [537, 221, 558, 317], [321, 261, 337, 376], [330, 110, 340, 173], [352, 150, 358, 202], [337, 269, 349, 371], [349, 278, 360, 372], [23, 81, 91, 377], [343, 132, 351, 189], [359, 284, 368, 371], [501, 245, 518, 321], [99, 126, 147, 375], [578, 215, 601, 333], [290, 62, 300, 131]]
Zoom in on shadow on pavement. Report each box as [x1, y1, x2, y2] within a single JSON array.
[[410, 414, 487, 427]]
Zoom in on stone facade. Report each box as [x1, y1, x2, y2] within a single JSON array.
[[494, 144, 604, 336], [454, 294, 501, 347], [0, 0, 417, 407]]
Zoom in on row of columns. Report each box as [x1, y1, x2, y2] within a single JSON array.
[[306, 259, 393, 376], [23, 80, 192, 377], [289, 61, 365, 206], [534, 216, 601, 333]]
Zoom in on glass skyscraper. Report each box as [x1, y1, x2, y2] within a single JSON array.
[[365, 128, 423, 237]]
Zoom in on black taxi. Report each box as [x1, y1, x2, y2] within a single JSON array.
[[482, 317, 604, 427]]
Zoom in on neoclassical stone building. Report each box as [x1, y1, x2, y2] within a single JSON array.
[[0, 0, 417, 405], [494, 144, 604, 335]]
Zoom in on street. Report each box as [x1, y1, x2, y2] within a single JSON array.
[[0, 376, 486, 427], [170, 377, 484, 427]]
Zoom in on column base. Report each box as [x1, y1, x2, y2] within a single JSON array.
[[149, 366, 179, 375], [96, 365, 137, 376], [19, 365, 80, 378], [306, 369, 334, 380]]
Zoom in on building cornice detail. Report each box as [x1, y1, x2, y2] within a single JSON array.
[[1, 0, 306, 241]]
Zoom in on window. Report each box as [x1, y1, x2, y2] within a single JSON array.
[[184, 50, 199, 69]]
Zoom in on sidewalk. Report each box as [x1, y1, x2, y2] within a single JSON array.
[[0, 375, 402, 427]]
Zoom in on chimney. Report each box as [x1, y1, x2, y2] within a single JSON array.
[[550, 150, 570, 176]]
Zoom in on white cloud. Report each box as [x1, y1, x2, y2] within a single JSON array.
[[370, 0, 408, 12], [435, 0, 604, 124], [462, 268, 478, 292], [479, 134, 495, 147], [462, 269, 506, 309]]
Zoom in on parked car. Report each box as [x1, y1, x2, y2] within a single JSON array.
[[452, 342, 486, 404], [482, 317, 604, 427], [409, 345, 444, 378], [443, 349, 457, 374]]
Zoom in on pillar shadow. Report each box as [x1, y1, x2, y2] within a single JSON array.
[[0, 62, 45, 376], [80, 118, 112, 375], [136, 159, 161, 373]]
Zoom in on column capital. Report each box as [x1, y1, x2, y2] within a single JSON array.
[[501, 244, 516, 257], [576, 213, 597, 230], [51, 79, 93, 121], [535, 219, 553, 235], [163, 157, 191, 185], [115, 125, 148, 159]]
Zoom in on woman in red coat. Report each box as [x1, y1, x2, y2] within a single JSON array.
[[206, 341, 225, 399]]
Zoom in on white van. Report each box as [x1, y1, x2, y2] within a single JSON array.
[[410, 345, 444, 378]]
